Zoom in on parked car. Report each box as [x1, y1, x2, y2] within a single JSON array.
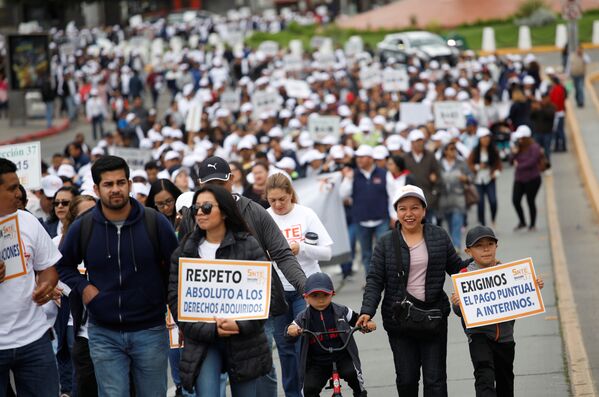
[[377, 31, 460, 65]]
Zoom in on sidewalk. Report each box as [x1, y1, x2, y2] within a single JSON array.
[[0, 116, 72, 146]]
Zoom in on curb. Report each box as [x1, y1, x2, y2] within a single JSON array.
[[478, 43, 599, 56], [0, 119, 71, 146]]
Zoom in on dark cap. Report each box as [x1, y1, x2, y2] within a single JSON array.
[[465, 226, 498, 248], [198, 156, 231, 184], [304, 272, 334, 296]]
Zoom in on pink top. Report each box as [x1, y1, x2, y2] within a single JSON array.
[[406, 239, 428, 301]]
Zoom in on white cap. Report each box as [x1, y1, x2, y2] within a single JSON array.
[[130, 169, 149, 181], [57, 164, 76, 179], [393, 184, 428, 209], [164, 151, 181, 161], [183, 83, 194, 96], [91, 147, 105, 156], [408, 129, 425, 142], [386, 135, 404, 151], [216, 108, 230, 118], [355, 144, 374, 157], [126, 113, 136, 123], [359, 117, 374, 132], [373, 145, 389, 160], [515, 125, 532, 138], [279, 109, 292, 119], [237, 138, 255, 151], [338, 105, 351, 117], [456, 91, 470, 101], [132, 182, 150, 197], [545, 66, 556, 76], [275, 157, 297, 170], [175, 191, 195, 213], [324, 94, 336, 105], [522, 75, 535, 85], [373, 115, 386, 125], [394, 121, 408, 134], [301, 149, 326, 164], [329, 145, 346, 160], [288, 118, 302, 129], [268, 126, 284, 139], [240, 102, 253, 112], [41, 175, 63, 197], [476, 127, 492, 138], [444, 87, 457, 97]]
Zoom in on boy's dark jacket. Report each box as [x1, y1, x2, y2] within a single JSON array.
[[285, 302, 366, 393], [452, 262, 515, 343], [57, 199, 179, 332]]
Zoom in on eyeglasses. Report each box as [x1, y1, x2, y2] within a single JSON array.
[[192, 202, 218, 215], [155, 199, 175, 209], [53, 200, 71, 208]]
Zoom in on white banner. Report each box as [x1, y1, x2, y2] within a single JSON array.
[[400, 102, 432, 126], [382, 68, 409, 92], [285, 79, 311, 99], [109, 147, 153, 170], [177, 258, 272, 322], [0, 141, 42, 190], [220, 89, 241, 112], [360, 64, 382, 89], [451, 258, 545, 328], [292, 172, 351, 264], [308, 115, 341, 142], [259, 40, 279, 58], [251, 90, 282, 119], [283, 54, 303, 72], [434, 101, 466, 129]]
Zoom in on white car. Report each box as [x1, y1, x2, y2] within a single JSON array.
[[377, 31, 459, 65]]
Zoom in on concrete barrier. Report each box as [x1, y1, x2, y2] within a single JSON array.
[[482, 27, 495, 52], [555, 24, 567, 49], [518, 25, 532, 50]]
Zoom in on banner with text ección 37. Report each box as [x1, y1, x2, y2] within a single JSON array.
[[178, 258, 272, 323], [451, 258, 545, 329]]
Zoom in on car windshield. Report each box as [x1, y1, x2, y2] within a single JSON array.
[[410, 36, 445, 47]]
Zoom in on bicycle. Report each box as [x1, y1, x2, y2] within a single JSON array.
[[301, 326, 366, 397]]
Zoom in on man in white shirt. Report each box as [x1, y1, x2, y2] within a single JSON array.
[[0, 158, 61, 396]]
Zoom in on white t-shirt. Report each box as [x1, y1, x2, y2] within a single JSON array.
[[0, 210, 62, 349], [198, 240, 220, 260], [267, 204, 333, 291]]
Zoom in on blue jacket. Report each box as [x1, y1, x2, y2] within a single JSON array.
[[57, 199, 178, 332], [351, 166, 389, 223]]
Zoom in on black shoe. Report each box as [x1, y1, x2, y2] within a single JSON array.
[[514, 223, 526, 231], [175, 386, 183, 396]]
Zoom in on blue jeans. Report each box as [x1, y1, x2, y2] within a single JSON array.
[[255, 319, 278, 397], [444, 210, 465, 250], [65, 95, 77, 120], [356, 220, 389, 277], [0, 333, 59, 397], [195, 341, 257, 397], [88, 323, 168, 397], [45, 101, 54, 128], [573, 75, 585, 106], [169, 348, 194, 396], [388, 319, 448, 396], [533, 133, 553, 164], [273, 291, 307, 397], [554, 114, 567, 151], [340, 222, 357, 277], [91, 115, 104, 140], [476, 181, 497, 226]]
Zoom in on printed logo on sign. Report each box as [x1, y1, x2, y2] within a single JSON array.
[[247, 268, 265, 284], [512, 267, 532, 281], [0, 223, 16, 240]]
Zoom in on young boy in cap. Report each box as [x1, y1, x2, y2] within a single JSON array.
[[451, 225, 544, 397], [286, 272, 375, 397]]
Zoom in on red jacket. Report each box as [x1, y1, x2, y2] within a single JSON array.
[[549, 84, 566, 112]]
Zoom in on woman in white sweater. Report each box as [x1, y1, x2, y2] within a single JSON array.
[[265, 173, 333, 397]]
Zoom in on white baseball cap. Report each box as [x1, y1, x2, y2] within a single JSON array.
[[355, 144, 374, 157], [57, 164, 76, 179], [393, 184, 428, 209], [476, 127, 492, 138], [41, 175, 63, 197], [515, 125, 532, 138], [408, 129, 425, 142], [372, 145, 389, 160]]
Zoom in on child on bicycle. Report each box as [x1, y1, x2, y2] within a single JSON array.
[[451, 225, 544, 396], [286, 272, 376, 397]]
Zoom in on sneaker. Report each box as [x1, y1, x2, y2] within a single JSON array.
[[514, 223, 526, 231]]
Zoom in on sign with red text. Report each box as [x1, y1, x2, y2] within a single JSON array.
[[178, 258, 271, 322], [0, 214, 27, 280], [451, 258, 545, 328]]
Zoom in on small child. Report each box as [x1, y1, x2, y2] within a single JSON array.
[[286, 272, 376, 397], [451, 226, 544, 397]]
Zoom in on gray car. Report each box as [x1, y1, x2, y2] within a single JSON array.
[[377, 31, 459, 65]]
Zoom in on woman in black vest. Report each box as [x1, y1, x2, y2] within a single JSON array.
[[357, 185, 466, 396]]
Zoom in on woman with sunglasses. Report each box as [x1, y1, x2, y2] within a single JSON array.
[[168, 184, 272, 396], [264, 173, 333, 397], [43, 186, 80, 239], [146, 179, 182, 227]]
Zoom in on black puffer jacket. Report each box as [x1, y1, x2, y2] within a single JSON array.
[[168, 229, 272, 391], [360, 224, 466, 336]]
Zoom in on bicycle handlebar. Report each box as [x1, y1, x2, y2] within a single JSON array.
[[300, 326, 363, 354]]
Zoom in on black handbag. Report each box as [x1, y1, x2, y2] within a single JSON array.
[[391, 227, 444, 338]]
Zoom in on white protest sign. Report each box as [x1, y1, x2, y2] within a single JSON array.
[[284, 79, 311, 99], [0, 142, 42, 190], [400, 102, 432, 126], [151, 38, 164, 57], [434, 101, 466, 129], [108, 147, 152, 170], [259, 41, 279, 58], [129, 15, 143, 28], [283, 54, 303, 72], [60, 43, 76, 58], [452, 258, 545, 328], [344, 36, 364, 57], [0, 214, 27, 281], [185, 102, 204, 132], [289, 39, 304, 56], [314, 52, 336, 69], [220, 89, 241, 112], [178, 258, 272, 322], [383, 68, 409, 92], [308, 116, 341, 142], [251, 90, 282, 119], [359, 64, 382, 89], [310, 36, 326, 49]]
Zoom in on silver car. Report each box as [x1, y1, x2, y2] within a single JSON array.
[[377, 31, 459, 65]]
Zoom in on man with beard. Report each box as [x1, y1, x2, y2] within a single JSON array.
[[56, 156, 178, 396]]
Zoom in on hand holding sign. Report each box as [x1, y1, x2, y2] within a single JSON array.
[[216, 318, 240, 337]]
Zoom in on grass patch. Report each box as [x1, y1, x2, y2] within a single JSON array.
[[245, 10, 599, 51]]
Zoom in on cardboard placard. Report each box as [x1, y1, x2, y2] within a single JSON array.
[[283, 54, 303, 72], [167, 307, 182, 348], [251, 90, 282, 119], [360, 64, 382, 89], [284, 79, 311, 99], [177, 258, 272, 322], [108, 147, 153, 171], [220, 89, 241, 112], [433, 101, 466, 129], [399, 102, 432, 126], [382, 68, 409, 92], [308, 115, 341, 142], [313, 52, 336, 69], [452, 258, 545, 328], [0, 142, 42, 190], [0, 214, 27, 280]]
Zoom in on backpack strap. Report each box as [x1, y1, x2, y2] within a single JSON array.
[[143, 207, 160, 258], [78, 210, 95, 265], [391, 226, 408, 297]]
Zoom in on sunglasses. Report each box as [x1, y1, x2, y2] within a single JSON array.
[[155, 199, 175, 209], [53, 200, 71, 208], [192, 202, 218, 215]]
